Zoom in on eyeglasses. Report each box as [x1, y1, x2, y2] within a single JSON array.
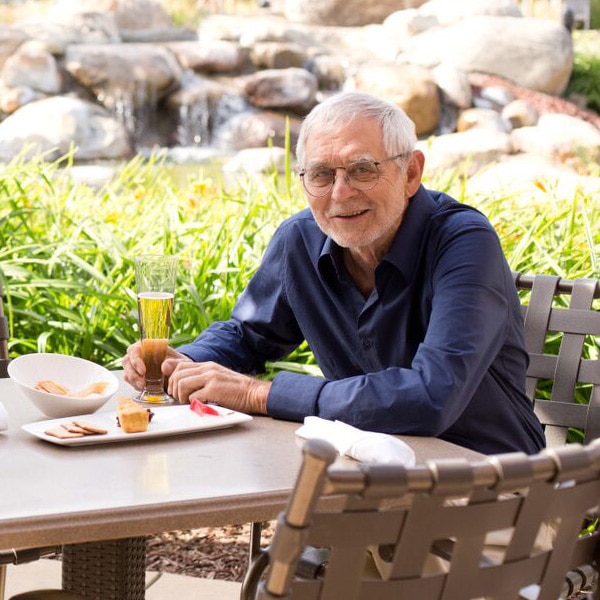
[[299, 153, 409, 197]]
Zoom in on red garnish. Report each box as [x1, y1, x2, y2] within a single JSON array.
[[190, 398, 220, 416]]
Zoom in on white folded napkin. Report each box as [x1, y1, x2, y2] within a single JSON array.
[[0, 401, 8, 432], [296, 416, 415, 466]]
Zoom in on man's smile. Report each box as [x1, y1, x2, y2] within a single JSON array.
[[333, 209, 369, 219]]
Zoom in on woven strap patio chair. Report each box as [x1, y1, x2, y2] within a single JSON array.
[[242, 271, 600, 597], [513, 271, 600, 447], [243, 437, 600, 600]]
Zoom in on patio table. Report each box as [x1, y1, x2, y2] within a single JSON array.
[[0, 373, 483, 598]]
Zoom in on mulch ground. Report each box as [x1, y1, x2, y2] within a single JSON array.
[[145, 523, 275, 581]]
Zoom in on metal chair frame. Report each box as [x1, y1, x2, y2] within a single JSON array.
[[248, 437, 600, 600], [513, 272, 600, 447], [243, 272, 600, 597]]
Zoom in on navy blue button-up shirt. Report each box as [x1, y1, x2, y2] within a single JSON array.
[[178, 186, 545, 455]]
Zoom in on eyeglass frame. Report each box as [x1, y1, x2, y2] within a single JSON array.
[[298, 152, 411, 197]]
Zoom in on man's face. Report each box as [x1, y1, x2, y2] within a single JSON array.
[[301, 118, 423, 256]]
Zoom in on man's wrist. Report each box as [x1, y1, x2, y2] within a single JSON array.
[[250, 379, 271, 414]]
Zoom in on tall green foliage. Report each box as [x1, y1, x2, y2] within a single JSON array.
[[0, 153, 301, 368], [1, 153, 599, 373]]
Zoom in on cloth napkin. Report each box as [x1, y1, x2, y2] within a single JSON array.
[[295, 416, 415, 466], [0, 401, 8, 432]]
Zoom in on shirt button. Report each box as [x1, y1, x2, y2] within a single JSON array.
[[362, 338, 372, 349]]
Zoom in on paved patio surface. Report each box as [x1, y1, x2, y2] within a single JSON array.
[[3, 559, 241, 599]]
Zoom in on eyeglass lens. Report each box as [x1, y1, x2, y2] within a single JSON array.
[[302, 160, 381, 196]]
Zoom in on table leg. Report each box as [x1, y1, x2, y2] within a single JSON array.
[[61, 538, 146, 600]]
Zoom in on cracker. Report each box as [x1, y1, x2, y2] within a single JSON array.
[[74, 382, 109, 398], [36, 380, 69, 395], [45, 427, 84, 439], [61, 423, 89, 434], [72, 421, 108, 435]]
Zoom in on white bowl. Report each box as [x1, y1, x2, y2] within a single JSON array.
[[8, 353, 119, 419]]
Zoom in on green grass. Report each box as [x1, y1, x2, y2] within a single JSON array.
[[1, 151, 599, 377]]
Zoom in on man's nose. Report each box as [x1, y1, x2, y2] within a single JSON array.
[[330, 168, 355, 196]]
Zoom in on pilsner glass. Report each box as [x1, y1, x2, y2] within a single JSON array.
[[134, 254, 178, 405]]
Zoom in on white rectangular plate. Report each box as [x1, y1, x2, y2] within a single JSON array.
[[22, 404, 253, 446]]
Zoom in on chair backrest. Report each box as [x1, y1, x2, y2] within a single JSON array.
[[257, 438, 600, 600], [513, 272, 600, 447], [0, 280, 9, 378]]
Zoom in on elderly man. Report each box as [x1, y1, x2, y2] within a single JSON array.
[[123, 91, 545, 455]]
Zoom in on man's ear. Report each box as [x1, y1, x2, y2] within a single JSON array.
[[405, 150, 425, 197]]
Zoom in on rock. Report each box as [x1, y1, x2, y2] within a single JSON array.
[[304, 54, 348, 91], [417, 127, 513, 173], [223, 146, 291, 175], [243, 67, 318, 113], [0, 1, 597, 182], [16, 12, 121, 54], [383, 8, 439, 39], [501, 99, 539, 128], [50, 0, 173, 31], [167, 40, 245, 74], [0, 83, 43, 115], [418, 0, 522, 26], [432, 63, 472, 109], [466, 154, 600, 198], [456, 108, 511, 133], [63, 164, 120, 188], [64, 44, 183, 111], [0, 26, 30, 69], [0, 40, 62, 95], [248, 41, 310, 70], [476, 85, 517, 110], [0, 96, 133, 163], [510, 112, 600, 164], [283, 0, 427, 27], [352, 62, 440, 136], [438, 16, 573, 96], [213, 109, 301, 151]]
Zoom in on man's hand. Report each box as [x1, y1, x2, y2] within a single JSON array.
[[122, 341, 192, 391], [167, 361, 271, 415]]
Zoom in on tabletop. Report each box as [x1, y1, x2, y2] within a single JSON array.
[[0, 374, 483, 551]]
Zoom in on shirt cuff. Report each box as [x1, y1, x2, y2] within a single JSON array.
[[267, 372, 327, 422]]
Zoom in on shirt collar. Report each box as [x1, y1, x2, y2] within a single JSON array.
[[316, 185, 438, 283], [383, 185, 437, 282]]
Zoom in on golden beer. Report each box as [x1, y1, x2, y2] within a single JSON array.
[[134, 255, 178, 404], [137, 291, 174, 395]]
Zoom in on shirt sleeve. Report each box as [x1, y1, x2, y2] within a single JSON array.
[[176, 222, 304, 373], [267, 219, 516, 436]]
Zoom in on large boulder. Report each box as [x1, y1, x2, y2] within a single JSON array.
[[418, 0, 522, 25], [510, 113, 600, 163], [64, 44, 184, 111], [447, 16, 573, 96], [352, 62, 440, 135], [418, 127, 513, 173], [0, 26, 29, 70], [0, 40, 62, 95], [243, 67, 318, 113], [0, 96, 132, 163], [167, 40, 245, 74], [402, 15, 573, 95], [14, 12, 121, 54], [50, 0, 173, 31], [284, 0, 427, 27]]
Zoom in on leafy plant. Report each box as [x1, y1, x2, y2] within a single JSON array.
[[1, 151, 599, 379], [566, 51, 600, 114]]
